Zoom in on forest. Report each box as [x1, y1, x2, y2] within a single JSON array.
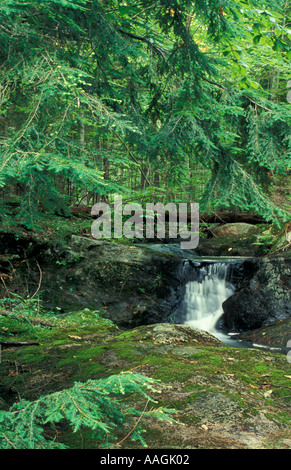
[[0, 0, 290, 225], [0, 0, 290, 452]]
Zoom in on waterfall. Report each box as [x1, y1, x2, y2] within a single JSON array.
[[182, 261, 240, 346]]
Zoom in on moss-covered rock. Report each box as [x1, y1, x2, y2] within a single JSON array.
[[1, 313, 290, 449], [194, 234, 265, 257]]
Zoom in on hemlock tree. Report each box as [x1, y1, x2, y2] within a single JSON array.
[[0, 0, 290, 227]]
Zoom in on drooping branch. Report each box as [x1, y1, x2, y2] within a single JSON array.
[[118, 27, 273, 114]]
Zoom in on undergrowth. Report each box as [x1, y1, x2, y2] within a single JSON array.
[[0, 293, 115, 342]]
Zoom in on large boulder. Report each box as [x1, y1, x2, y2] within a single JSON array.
[[222, 252, 291, 331], [211, 223, 259, 238], [0, 234, 187, 328]]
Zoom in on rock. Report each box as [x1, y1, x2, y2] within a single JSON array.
[[186, 392, 245, 425], [1, 234, 187, 328], [222, 253, 291, 331], [238, 317, 291, 353], [211, 223, 259, 238], [2, 231, 290, 349], [194, 235, 263, 257], [142, 323, 222, 347], [69, 235, 108, 251], [1, 318, 291, 449], [0, 397, 9, 410]]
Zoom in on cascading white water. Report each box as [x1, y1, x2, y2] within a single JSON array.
[[183, 262, 236, 344]]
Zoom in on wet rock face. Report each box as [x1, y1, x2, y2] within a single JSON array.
[[238, 317, 291, 353], [222, 253, 291, 332]]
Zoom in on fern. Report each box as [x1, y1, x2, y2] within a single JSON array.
[[0, 372, 176, 449]]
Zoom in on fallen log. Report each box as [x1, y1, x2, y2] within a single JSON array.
[[69, 206, 269, 225], [0, 340, 39, 348], [199, 211, 270, 225], [3, 200, 272, 225]]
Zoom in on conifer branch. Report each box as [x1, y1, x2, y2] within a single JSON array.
[[0, 373, 176, 449], [117, 28, 168, 59]]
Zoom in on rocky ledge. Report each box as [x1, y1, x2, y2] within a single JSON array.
[[0, 318, 290, 449]]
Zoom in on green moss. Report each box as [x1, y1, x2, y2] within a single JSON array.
[[57, 346, 106, 366], [265, 410, 291, 426], [1, 317, 291, 449], [151, 361, 199, 382]]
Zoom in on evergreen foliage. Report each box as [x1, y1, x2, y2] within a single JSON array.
[[0, 371, 176, 449], [0, 2, 290, 450], [0, 0, 290, 225]]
